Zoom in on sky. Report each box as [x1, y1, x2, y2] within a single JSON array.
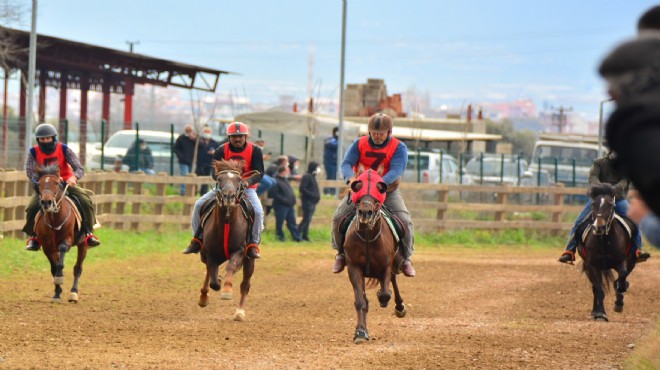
[[11, 0, 660, 121]]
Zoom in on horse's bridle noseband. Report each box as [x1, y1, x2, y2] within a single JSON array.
[[592, 196, 615, 236], [214, 170, 245, 216], [39, 175, 69, 213], [354, 196, 382, 242]]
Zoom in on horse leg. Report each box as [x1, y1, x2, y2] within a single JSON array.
[[207, 260, 221, 292], [53, 243, 69, 290], [390, 273, 406, 318], [199, 270, 210, 308], [348, 265, 369, 343], [614, 265, 630, 313], [233, 258, 255, 322], [377, 270, 392, 308], [68, 244, 87, 303], [222, 254, 242, 300], [587, 270, 607, 321], [46, 252, 63, 303]]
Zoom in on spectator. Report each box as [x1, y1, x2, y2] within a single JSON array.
[[627, 189, 660, 248], [254, 138, 276, 196], [299, 161, 321, 241], [122, 139, 155, 175], [269, 165, 302, 242], [266, 155, 288, 177], [195, 127, 220, 195], [323, 127, 339, 194], [174, 125, 196, 195], [287, 155, 303, 180]]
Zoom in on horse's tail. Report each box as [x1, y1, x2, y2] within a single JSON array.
[[582, 264, 615, 293]]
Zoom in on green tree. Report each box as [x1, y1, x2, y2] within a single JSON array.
[[485, 119, 537, 160]]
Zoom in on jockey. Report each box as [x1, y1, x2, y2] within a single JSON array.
[[183, 122, 265, 259], [331, 113, 416, 277], [23, 123, 101, 251], [558, 151, 650, 264]]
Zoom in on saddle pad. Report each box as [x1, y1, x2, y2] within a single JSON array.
[[341, 210, 402, 243], [34, 196, 82, 231]]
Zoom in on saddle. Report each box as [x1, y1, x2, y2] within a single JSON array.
[[34, 196, 83, 235], [337, 204, 406, 243], [199, 196, 255, 230], [577, 211, 635, 244]]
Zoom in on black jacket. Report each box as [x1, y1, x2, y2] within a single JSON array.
[[269, 175, 297, 207], [174, 134, 196, 166], [300, 162, 320, 205], [195, 138, 220, 176], [122, 142, 154, 172]]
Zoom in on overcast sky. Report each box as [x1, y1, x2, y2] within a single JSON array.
[[15, 0, 660, 120]]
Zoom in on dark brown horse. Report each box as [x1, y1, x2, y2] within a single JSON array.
[[340, 169, 406, 343], [34, 164, 88, 303], [198, 159, 260, 321], [576, 183, 636, 322]]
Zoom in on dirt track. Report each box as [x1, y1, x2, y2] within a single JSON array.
[[0, 245, 659, 369]]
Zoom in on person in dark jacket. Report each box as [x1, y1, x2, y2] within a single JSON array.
[[323, 127, 338, 195], [299, 161, 321, 241], [122, 139, 155, 174], [269, 165, 302, 242], [195, 127, 220, 195], [174, 125, 196, 195]]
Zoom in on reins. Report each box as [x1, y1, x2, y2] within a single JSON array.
[[39, 178, 72, 231]]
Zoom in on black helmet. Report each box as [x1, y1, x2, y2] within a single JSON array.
[[34, 123, 58, 138]]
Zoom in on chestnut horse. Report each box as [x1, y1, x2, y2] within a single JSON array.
[[34, 164, 88, 303], [198, 159, 260, 321], [576, 183, 636, 321], [340, 169, 406, 343]]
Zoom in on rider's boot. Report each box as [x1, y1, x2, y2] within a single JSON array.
[[636, 249, 651, 263], [85, 232, 101, 248], [25, 236, 40, 251], [245, 243, 261, 259], [183, 227, 203, 254], [333, 253, 346, 273], [558, 250, 575, 264], [395, 247, 416, 277]]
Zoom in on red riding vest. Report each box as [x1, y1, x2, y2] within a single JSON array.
[[353, 136, 400, 176], [223, 142, 257, 189], [34, 142, 75, 181]]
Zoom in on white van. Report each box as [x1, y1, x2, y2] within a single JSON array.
[[88, 130, 179, 173], [527, 140, 604, 187], [404, 152, 472, 185]]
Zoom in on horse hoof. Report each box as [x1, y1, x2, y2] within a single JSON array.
[[53, 276, 64, 285], [198, 297, 209, 308], [614, 304, 624, 313], [52, 298, 61, 304], [210, 283, 221, 291], [233, 308, 245, 321], [68, 292, 79, 303], [220, 288, 233, 300], [395, 306, 407, 318], [353, 330, 369, 344]]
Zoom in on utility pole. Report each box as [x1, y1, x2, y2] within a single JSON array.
[[337, 0, 347, 182], [126, 40, 139, 53], [25, 0, 38, 159], [551, 105, 572, 133]]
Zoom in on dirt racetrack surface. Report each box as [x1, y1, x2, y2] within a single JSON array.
[[1, 245, 659, 369]]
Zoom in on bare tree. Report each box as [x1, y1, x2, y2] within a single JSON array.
[[188, 89, 220, 174]]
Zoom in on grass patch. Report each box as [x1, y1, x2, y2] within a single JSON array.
[[624, 318, 660, 369]]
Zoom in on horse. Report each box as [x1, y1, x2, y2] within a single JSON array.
[[576, 183, 636, 322], [34, 164, 88, 303], [197, 159, 260, 321], [339, 169, 406, 343]]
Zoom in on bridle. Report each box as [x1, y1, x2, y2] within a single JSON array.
[[214, 170, 244, 218], [354, 196, 383, 242], [591, 195, 616, 236], [38, 174, 72, 230]]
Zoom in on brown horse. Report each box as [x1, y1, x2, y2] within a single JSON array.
[[198, 159, 260, 321], [34, 164, 88, 303], [576, 183, 636, 322], [341, 169, 406, 343]]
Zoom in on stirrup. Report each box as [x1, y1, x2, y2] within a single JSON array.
[[558, 251, 575, 264], [245, 243, 261, 259], [636, 250, 651, 263], [25, 237, 41, 251], [85, 234, 101, 248], [183, 238, 202, 254]]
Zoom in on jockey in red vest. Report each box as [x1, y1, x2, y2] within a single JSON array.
[[331, 113, 416, 277], [23, 123, 101, 251], [183, 122, 265, 259]]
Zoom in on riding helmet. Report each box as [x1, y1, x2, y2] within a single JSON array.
[[34, 123, 58, 138], [226, 122, 250, 136], [367, 113, 393, 132]]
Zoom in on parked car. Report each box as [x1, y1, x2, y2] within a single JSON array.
[[403, 152, 473, 185], [88, 130, 179, 174], [464, 155, 528, 186]]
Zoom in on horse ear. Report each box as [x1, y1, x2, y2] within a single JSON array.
[[376, 181, 387, 194], [351, 180, 363, 193]]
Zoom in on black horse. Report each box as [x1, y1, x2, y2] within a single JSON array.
[[576, 183, 636, 321]]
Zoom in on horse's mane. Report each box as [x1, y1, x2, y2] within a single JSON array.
[[589, 183, 615, 198], [213, 159, 243, 176], [37, 163, 61, 177]]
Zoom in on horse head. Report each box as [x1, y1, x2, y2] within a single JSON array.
[[213, 159, 245, 210], [36, 164, 64, 213], [589, 183, 616, 235], [351, 169, 387, 230]]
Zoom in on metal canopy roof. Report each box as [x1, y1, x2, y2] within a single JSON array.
[[0, 26, 233, 93]]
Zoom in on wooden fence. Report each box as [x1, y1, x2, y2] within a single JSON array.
[[0, 169, 587, 239]]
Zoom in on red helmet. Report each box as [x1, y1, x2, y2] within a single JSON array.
[[226, 122, 250, 136]]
